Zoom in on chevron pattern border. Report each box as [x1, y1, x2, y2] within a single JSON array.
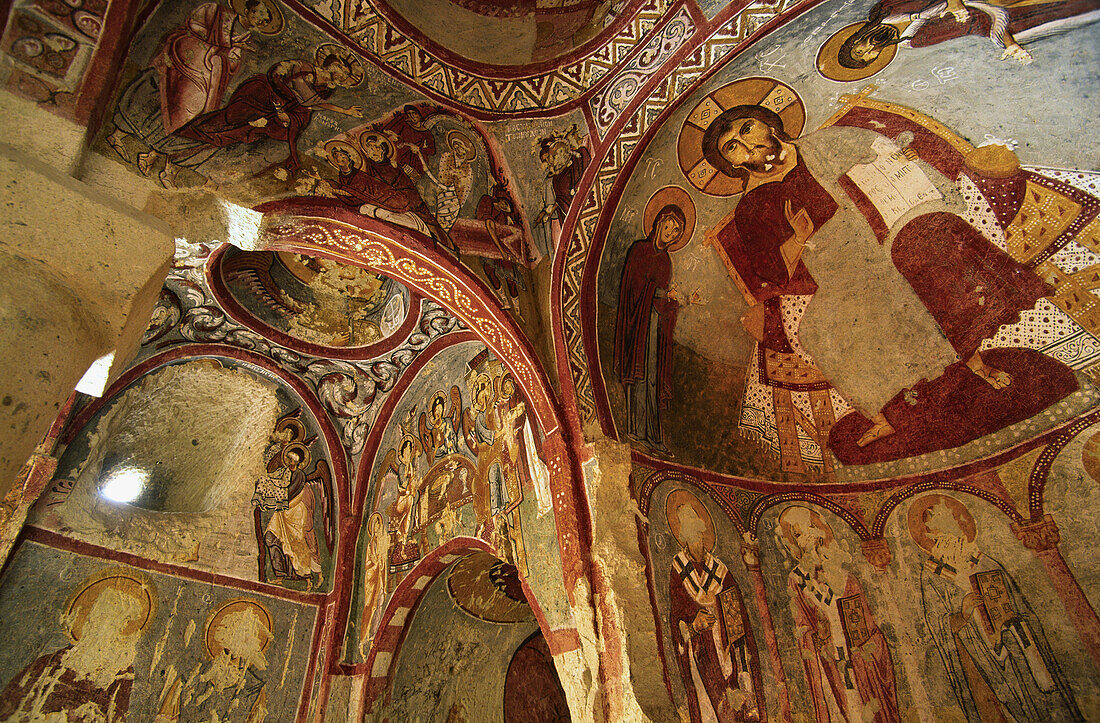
[[560, 0, 792, 427], [303, 0, 671, 113]]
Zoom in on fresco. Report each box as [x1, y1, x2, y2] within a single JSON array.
[[98, 1, 551, 335], [0, 0, 112, 117], [0, 542, 317, 722], [345, 339, 561, 663], [216, 248, 411, 349], [744, 501, 907, 720], [448, 550, 536, 624], [594, 0, 1100, 482], [490, 112, 593, 260], [380, 554, 540, 723], [880, 492, 1100, 720], [645, 483, 770, 722], [32, 358, 339, 593], [503, 631, 572, 722], [1042, 420, 1100, 615], [366, 0, 635, 68]]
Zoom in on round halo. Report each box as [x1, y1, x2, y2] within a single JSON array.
[[816, 22, 897, 83], [232, 0, 284, 35], [275, 416, 306, 441], [65, 570, 157, 643], [777, 504, 835, 560], [677, 77, 805, 197], [315, 43, 365, 86], [643, 185, 696, 252], [281, 442, 311, 470], [204, 599, 273, 659], [665, 488, 716, 552], [324, 139, 364, 171], [446, 130, 477, 163], [359, 130, 396, 164], [906, 493, 976, 555]]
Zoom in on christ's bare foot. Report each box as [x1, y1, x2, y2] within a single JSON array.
[[857, 415, 895, 447], [966, 353, 1012, 389], [107, 129, 130, 162], [136, 151, 159, 176]]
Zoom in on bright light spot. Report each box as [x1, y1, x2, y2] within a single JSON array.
[[75, 352, 115, 397], [100, 467, 148, 504], [221, 199, 264, 250]]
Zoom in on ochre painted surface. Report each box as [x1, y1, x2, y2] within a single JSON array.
[[0, 0, 1098, 720]]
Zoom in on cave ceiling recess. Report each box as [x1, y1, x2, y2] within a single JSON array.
[[555, 0, 1100, 497]]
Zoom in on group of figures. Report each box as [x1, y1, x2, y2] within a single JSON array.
[[108, 0, 365, 185], [0, 569, 278, 722], [251, 410, 334, 590], [662, 489, 1083, 722], [105, 1, 546, 273], [357, 351, 550, 657], [612, 72, 1097, 476]]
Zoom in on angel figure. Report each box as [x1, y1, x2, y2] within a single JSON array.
[[357, 511, 390, 660], [433, 131, 478, 230], [251, 411, 334, 590], [420, 387, 463, 462]]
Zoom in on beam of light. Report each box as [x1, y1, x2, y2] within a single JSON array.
[[75, 352, 115, 397], [100, 466, 149, 504]]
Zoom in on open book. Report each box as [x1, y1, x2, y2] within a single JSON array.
[[844, 136, 941, 229]]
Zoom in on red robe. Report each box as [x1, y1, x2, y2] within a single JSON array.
[[334, 161, 440, 234], [670, 552, 763, 722], [154, 2, 248, 135], [0, 649, 134, 721], [788, 568, 900, 722], [383, 112, 437, 176], [613, 239, 677, 403], [551, 147, 591, 222], [875, 0, 1100, 48], [176, 62, 331, 171], [729, 154, 1048, 362]]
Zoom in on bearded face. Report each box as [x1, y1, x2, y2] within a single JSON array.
[[716, 118, 784, 175]]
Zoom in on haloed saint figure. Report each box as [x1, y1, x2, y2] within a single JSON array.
[[908, 494, 1082, 721], [666, 489, 762, 721], [0, 570, 156, 722], [613, 187, 696, 455]]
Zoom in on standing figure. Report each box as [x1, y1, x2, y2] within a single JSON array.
[[533, 125, 591, 254], [252, 422, 332, 590], [357, 512, 390, 660], [613, 193, 693, 454], [0, 570, 156, 722], [383, 436, 426, 549], [157, 600, 272, 722], [666, 489, 762, 721], [489, 373, 529, 572], [908, 494, 1082, 721], [108, 0, 283, 180], [463, 373, 506, 533], [477, 179, 528, 264], [434, 131, 477, 230], [382, 105, 438, 180], [477, 179, 531, 315], [777, 505, 900, 722]]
